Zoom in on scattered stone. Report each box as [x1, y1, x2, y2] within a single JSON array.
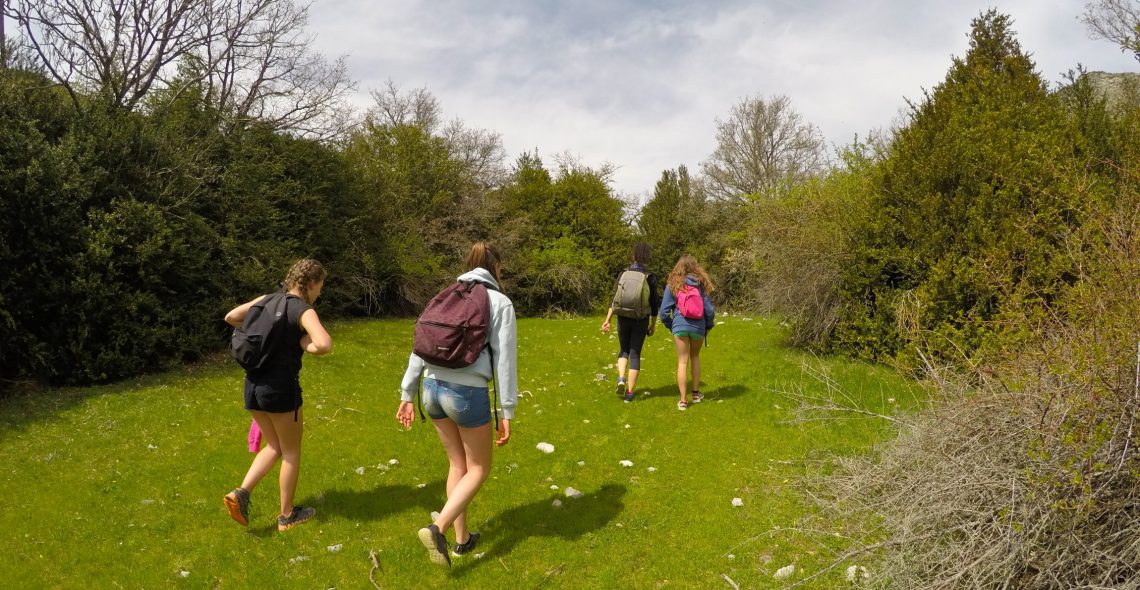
[[564, 487, 583, 499], [417, 483, 426, 489], [552, 499, 563, 508], [550, 484, 559, 490], [355, 466, 365, 475], [288, 555, 310, 564], [582, 419, 590, 424], [887, 398, 896, 403], [727, 554, 735, 560], [536, 442, 555, 454], [177, 570, 190, 578], [327, 544, 343, 553], [577, 461, 585, 466], [594, 374, 606, 382], [647, 467, 657, 472], [731, 497, 744, 507], [140, 498, 155, 505], [558, 382, 565, 387], [624, 424, 631, 429], [774, 564, 795, 579], [474, 552, 485, 559], [388, 459, 399, 466], [147, 444, 158, 450], [619, 460, 634, 467]]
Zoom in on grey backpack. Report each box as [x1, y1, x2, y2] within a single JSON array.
[[611, 270, 650, 318]]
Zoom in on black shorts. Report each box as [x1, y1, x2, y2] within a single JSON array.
[[244, 377, 303, 414]]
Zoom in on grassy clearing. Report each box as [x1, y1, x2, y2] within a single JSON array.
[[1, 314, 919, 588]]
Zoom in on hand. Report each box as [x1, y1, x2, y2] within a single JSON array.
[[496, 419, 511, 446], [396, 401, 415, 430], [601, 320, 611, 334], [647, 323, 655, 336]]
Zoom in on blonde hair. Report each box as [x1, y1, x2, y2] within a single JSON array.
[[465, 241, 503, 286], [667, 254, 715, 295], [283, 259, 327, 303]]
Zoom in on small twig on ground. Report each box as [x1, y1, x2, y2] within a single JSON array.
[[368, 549, 383, 590], [720, 573, 741, 590], [331, 407, 363, 421], [499, 557, 510, 571], [532, 563, 565, 589]]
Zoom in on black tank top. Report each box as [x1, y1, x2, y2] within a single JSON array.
[[247, 294, 311, 386]]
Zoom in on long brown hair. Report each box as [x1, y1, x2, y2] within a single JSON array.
[[284, 258, 327, 303], [465, 241, 503, 286], [667, 254, 715, 295], [632, 242, 650, 266]]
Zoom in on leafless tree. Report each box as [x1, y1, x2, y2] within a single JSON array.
[[701, 94, 826, 201], [1082, 0, 1140, 62], [368, 80, 442, 131], [4, 0, 354, 138]]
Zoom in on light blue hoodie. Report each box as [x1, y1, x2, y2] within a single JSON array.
[[400, 268, 519, 420]]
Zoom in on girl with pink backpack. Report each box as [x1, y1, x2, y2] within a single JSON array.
[[658, 255, 716, 410]]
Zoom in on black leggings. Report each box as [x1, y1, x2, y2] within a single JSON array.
[[617, 316, 649, 370]]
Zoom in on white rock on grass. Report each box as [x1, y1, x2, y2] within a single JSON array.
[[552, 499, 563, 508], [731, 497, 744, 507], [388, 459, 399, 465], [577, 461, 585, 466], [846, 565, 869, 581], [594, 374, 606, 381], [774, 564, 795, 579], [417, 483, 426, 489], [327, 544, 343, 553], [355, 466, 365, 475], [564, 487, 583, 499], [288, 555, 309, 564], [536, 442, 555, 453], [178, 570, 190, 578], [646, 467, 657, 472], [550, 484, 559, 490], [619, 460, 634, 467], [474, 552, 485, 559]]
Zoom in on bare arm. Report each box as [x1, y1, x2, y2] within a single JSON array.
[[298, 308, 333, 355], [224, 295, 268, 327]]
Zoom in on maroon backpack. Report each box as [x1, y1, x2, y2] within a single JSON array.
[[413, 281, 492, 368]]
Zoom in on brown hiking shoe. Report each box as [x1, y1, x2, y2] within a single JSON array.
[[277, 505, 315, 531]]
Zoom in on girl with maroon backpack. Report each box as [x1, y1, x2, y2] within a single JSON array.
[[397, 241, 518, 567], [658, 255, 715, 411]]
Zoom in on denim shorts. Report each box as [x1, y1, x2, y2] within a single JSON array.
[[422, 378, 492, 428]]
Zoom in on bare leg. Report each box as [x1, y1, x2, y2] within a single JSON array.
[[242, 411, 282, 492], [616, 356, 628, 382], [432, 418, 471, 543], [689, 337, 704, 395], [674, 336, 691, 403], [432, 421, 494, 540], [267, 408, 304, 517]]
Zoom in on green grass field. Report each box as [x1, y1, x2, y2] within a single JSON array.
[[1, 315, 918, 588]]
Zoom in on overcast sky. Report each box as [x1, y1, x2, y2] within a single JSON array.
[[307, 0, 1136, 199]]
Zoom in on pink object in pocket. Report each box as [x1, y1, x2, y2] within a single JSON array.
[[248, 420, 262, 453]]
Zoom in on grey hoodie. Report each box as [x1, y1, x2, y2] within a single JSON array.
[[399, 268, 519, 420]]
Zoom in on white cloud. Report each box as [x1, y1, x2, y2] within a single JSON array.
[[305, 0, 1140, 198]]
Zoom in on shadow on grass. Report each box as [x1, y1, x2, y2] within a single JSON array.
[[317, 480, 447, 522], [635, 382, 750, 406], [452, 483, 627, 576]]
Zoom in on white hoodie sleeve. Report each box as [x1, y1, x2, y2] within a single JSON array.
[[490, 300, 519, 420], [399, 353, 425, 402]]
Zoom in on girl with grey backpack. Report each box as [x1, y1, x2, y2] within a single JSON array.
[[601, 242, 661, 403]]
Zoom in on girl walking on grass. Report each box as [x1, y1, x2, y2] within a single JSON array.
[[659, 255, 715, 411], [600, 242, 661, 403], [397, 241, 518, 567], [223, 259, 332, 531]]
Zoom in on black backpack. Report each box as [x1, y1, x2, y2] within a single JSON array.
[[231, 293, 292, 371]]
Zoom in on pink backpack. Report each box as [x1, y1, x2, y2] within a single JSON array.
[[676, 285, 704, 320]]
